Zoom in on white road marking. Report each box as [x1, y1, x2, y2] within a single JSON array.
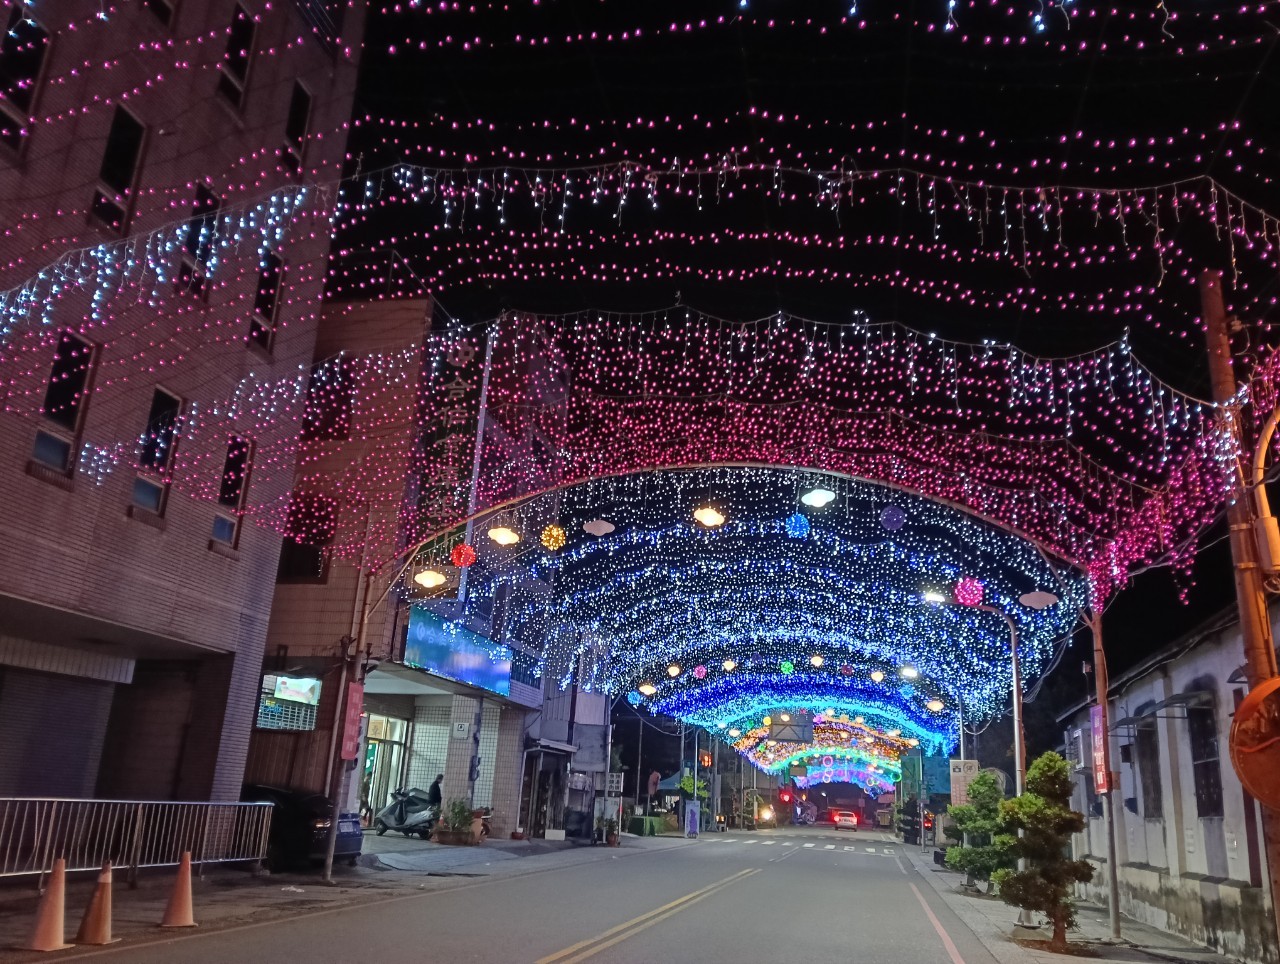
[[761, 840, 776, 846], [844, 846, 857, 852], [782, 842, 793, 847], [802, 843, 815, 848], [866, 847, 877, 853], [824, 845, 836, 850]]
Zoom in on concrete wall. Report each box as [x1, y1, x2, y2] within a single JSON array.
[[1066, 616, 1276, 964]]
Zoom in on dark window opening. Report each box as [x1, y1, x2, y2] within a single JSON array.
[[212, 436, 252, 545], [217, 4, 255, 107], [1187, 704, 1224, 818], [511, 650, 540, 688], [249, 251, 282, 349], [144, 0, 175, 27], [138, 388, 181, 473], [1134, 718, 1163, 819], [0, 5, 50, 150], [42, 332, 95, 431], [91, 107, 146, 232], [180, 185, 219, 294], [276, 494, 336, 582], [301, 357, 354, 440], [281, 82, 311, 175]]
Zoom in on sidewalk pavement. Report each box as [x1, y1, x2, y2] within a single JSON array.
[[902, 846, 1241, 964], [0, 832, 690, 963]]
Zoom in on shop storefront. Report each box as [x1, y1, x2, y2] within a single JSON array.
[[360, 713, 408, 824]]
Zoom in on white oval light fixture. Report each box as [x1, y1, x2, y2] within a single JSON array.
[[800, 487, 836, 508], [907, 738, 920, 747], [900, 665, 920, 680], [666, 664, 681, 677], [779, 713, 791, 723], [638, 682, 657, 696], [413, 568, 447, 589], [809, 655, 824, 668], [487, 525, 521, 546], [887, 729, 901, 737], [583, 519, 615, 537], [728, 728, 741, 738], [870, 670, 885, 683], [722, 658, 736, 671], [693, 505, 725, 527], [853, 716, 864, 724], [926, 699, 946, 712]]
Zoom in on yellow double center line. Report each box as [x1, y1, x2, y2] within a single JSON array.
[[535, 868, 761, 964]]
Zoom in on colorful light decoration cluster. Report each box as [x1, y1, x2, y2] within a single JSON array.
[[428, 467, 1089, 762]]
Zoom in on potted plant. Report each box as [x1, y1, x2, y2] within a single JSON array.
[[604, 818, 619, 847], [435, 799, 480, 845]]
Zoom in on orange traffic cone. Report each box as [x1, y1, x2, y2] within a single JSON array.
[[160, 852, 197, 928], [21, 858, 71, 951], [73, 861, 119, 945]]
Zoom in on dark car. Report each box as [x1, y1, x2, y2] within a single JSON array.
[[241, 784, 363, 871]]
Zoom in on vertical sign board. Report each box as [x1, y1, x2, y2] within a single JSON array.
[[340, 682, 365, 761], [949, 759, 980, 806], [606, 772, 624, 795], [1090, 704, 1110, 793]]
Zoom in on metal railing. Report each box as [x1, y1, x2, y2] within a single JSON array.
[[0, 798, 273, 887]]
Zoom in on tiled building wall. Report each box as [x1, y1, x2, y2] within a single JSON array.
[[0, 1, 365, 801], [473, 702, 502, 808], [405, 699, 452, 790], [489, 706, 530, 837]]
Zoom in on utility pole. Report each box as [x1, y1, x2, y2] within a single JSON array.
[[1089, 612, 1122, 940], [1201, 268, 1280, 947]]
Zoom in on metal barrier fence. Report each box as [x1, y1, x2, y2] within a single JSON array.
[[0, 798, 273, 886]]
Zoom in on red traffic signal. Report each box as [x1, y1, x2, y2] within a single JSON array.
[[779, 791, 793, 804]]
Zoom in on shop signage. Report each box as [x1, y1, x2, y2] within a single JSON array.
[[340, 682, 364, 761], [949, 759, 980, 806], [1090, 704, 1109, 793]]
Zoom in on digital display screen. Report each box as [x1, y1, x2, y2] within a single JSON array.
[[404, 608, 512, 696]]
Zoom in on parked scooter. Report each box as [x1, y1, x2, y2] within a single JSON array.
[[374, 787, 438, 838]]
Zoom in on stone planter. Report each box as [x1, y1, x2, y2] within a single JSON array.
[[434, 828, 478, 846], [606, 834, 619, 847]]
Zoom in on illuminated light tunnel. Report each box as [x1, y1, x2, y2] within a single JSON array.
[[411, 466, 1088, 769]]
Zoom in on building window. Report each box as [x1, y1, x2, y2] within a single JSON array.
[[276, 494, 335, 582], [179, 184, 220, 296], [217, 4, 255, 109], [32, 332, 96, 472], [144, 0, 176, 27], [132, 388, 181, 514], [212, 436, 252, 544], [511, 649, 540, 688], [0, 4, 49, 151], [1134, 717, 1163, 819], [1186, 704, 1224, 818], [249, 251, 282, 350], [91, 107, 146, 233], [281, 81, 311, 176], [301, 356, 354, 440]]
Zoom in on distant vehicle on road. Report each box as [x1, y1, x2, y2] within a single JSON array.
[[241, 784, 363, 871], [831, 810, 860, 831]]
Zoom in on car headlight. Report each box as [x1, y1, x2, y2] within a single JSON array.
[[760, 807, 773, 820], [311, 818, 331, 829]]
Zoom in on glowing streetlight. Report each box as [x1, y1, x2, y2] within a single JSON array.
[[800, 487, 836, 508], [413, 568, 446, 589], [487, 525, 521, 546], [870, 670, 885, 683], [693, 505, 725, 527], [667, 664, 681, 677], [900, 665, 920, 680], [926, 699, 946, 712], [722, 658, 737, 671], [638, 682, 657, 696]]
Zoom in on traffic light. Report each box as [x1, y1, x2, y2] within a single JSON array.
[[698, 750, 712, 768], [779, 790, 793, 804]]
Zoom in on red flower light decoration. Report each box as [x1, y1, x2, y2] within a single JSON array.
[[451, 543, 477, 568], [693, 664, 707, 680], [954, 577, 984, 607]]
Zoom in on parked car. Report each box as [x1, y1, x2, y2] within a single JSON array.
[[832, 810, 859, 831], [241, 784, 363, 871]]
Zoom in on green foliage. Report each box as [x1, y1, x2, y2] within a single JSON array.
[[678, 774, 708, 798], [993, 752, 1094, 950], [444, 798, 475, 832], [944, 772, 1016, 885], [604, 817, 619, 836]]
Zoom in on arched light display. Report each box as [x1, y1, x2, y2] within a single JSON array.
[[441, 466, 1088, 760]]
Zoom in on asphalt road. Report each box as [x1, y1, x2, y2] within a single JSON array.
[[69, 826, 998, 964]]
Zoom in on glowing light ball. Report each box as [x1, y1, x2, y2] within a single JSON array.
[[780, 661, 795, 674], [728, 728, 741, 738], [954, 577, 985, 607], [762, 716, 772, 727], [626, 691, 643, 707], [926, 699, 946, 712], [722, 659, 736, 672], [809, 655, 824, 668], [839, 664, 854, 676], [870, 670, 885, 683], [451, 543, 477, 568], [540, 524, 567, 551], [880, 505, 907, 531], [693, 664, 707, 680], [785, 513, 811, 539], [667, 664, 681, 677], [638, 683, 657, 696]]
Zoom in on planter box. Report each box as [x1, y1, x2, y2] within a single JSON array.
[[434, 829, 478, 846]]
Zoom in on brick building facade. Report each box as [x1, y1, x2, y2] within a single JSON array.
[[0, 1, 365, 802]]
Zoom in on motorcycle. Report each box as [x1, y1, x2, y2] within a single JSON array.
[[374, 787, 438, 838]]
